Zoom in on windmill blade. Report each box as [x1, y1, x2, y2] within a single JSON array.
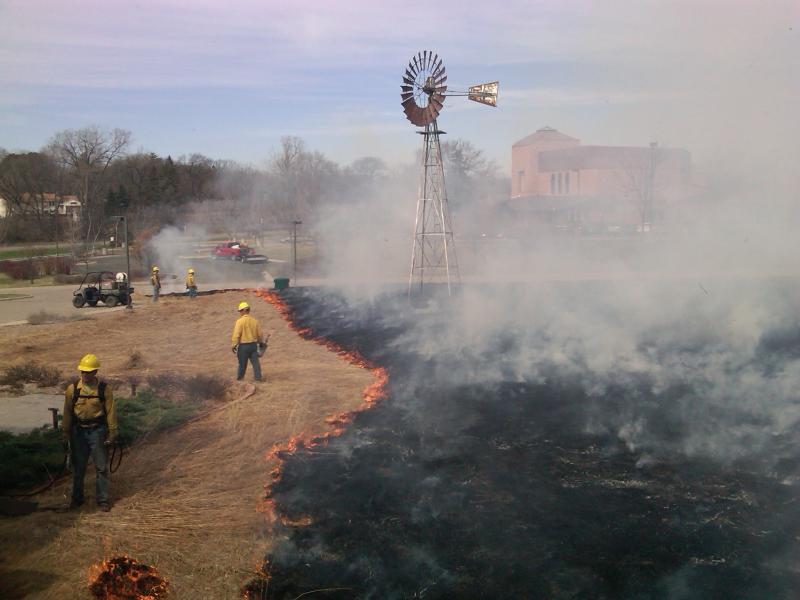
[[435, 85, 448, 95], [411, 55, 420, 75], [436, 75, 448, 87], [423, 50, 428, 71], [401, 85, 414, 93], [432, 53, 439, 73]]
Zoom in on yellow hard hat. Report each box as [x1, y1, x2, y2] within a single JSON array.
[[188, 268, 194, 274], [152, 266, 159, 272], [238, 301, 250, 311], [77, 354, 100, 372]]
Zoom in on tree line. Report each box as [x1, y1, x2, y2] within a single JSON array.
[[0, 126, 509, 244]]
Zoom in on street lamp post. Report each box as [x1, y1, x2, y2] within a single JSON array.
[[292, 220, 302, 283], [109, 215, 132, 309], [123, 216, 131, 309]]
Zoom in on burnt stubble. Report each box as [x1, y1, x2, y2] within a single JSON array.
[[248, 283, 800, 600]]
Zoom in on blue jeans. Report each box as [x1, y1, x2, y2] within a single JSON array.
[[152, 285, 160, 302], [70, 424, 110, 505], [237, 342, 262, 381], [186, 286, 197, 298]]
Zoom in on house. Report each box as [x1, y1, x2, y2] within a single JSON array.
[[1, 193, 82, 221]]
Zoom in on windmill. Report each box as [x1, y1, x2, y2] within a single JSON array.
[[401, 50, 498, 296]]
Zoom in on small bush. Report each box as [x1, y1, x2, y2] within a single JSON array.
[[145, 373, 185, 397], [143, 373, 227, 402], [125, 351, 144, 369], [115, 389, 199, 446], [27, 310, 65, 325], [0, 428, 64, 493], [184, 375, 227, 401], [0, 363, 62, 388]]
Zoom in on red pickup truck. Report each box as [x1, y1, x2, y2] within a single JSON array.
[[211, 241, 268, 264], [212, 242, 252, 262]]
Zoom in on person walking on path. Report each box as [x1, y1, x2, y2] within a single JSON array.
[[231, 301, 268, 381], [151, 266, 161, 302], [62, 354, 118, 512], [185, 268, 198, 298]]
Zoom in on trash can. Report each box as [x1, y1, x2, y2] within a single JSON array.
[[273, 277, 290, 290]]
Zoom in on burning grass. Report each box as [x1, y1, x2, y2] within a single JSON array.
[[254, 290, 390, 530], [89, 556, 168, 599]]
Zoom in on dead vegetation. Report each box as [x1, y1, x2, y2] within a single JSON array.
[[125, 350, 144, 369], [27, 310, 88, 325], [0, 291, 375, 599], [0, 362, 62, 392]]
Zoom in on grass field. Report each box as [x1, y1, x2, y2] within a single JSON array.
[[0, 247, 68, 260], [0, 273, 58, 288]]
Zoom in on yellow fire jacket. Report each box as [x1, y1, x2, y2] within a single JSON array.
[[231, 314, 263, 346], [151, 273, 161, 288], [185, 273, 196, 288], [63, 379, 118, 440]]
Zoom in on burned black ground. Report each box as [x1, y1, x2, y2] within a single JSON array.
[[248, 284, 800, 600]]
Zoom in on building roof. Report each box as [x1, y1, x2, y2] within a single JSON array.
[[512, 126, 580, 147]]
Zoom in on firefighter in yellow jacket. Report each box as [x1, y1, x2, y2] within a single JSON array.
[[185, 268, 198, 298], [231, 301, 268, 381], [150, 266, 161, 302], [63, 354, 117, 511]]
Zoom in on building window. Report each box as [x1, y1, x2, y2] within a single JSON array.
[[550, 173, 556, 195], [558, 173, 563, 195], [565, 173, 570, 195]]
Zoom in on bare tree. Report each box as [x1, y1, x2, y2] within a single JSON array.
[[268, 136, 339, 225], [616, 143, 664, 231], [46, 126, 131, 243]]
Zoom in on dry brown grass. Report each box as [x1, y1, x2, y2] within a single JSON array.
[[0, 291, 374, 599]]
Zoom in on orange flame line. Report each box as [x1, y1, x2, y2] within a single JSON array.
[[255, 290, 389, 524]]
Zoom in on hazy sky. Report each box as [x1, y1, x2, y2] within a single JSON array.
[[1, 0, 797, 171]]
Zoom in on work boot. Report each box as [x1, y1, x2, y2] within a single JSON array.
[[98, 503, 111, 512]]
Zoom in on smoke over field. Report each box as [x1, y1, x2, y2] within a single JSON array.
[[246, 281, 800, 599]]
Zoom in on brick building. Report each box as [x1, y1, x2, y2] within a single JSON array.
[[510, 127, 692, 232]]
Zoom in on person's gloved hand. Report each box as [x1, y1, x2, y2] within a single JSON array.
[[104, 438, 116, 447], [232, 345, 238, 355]]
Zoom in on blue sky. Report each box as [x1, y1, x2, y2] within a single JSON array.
[[1, 0, 798, 173]]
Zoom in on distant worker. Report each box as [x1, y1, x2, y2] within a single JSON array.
[[231, 301, 268, 382], [185, 268, 198, 298], [62, 354, 117, 512], [151, 266, 161, 302]]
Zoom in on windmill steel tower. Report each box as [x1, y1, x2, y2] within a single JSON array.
[[401, 51, 498, 296]]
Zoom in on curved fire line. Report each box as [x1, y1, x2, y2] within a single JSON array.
[[254, 289, 389, 528]]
